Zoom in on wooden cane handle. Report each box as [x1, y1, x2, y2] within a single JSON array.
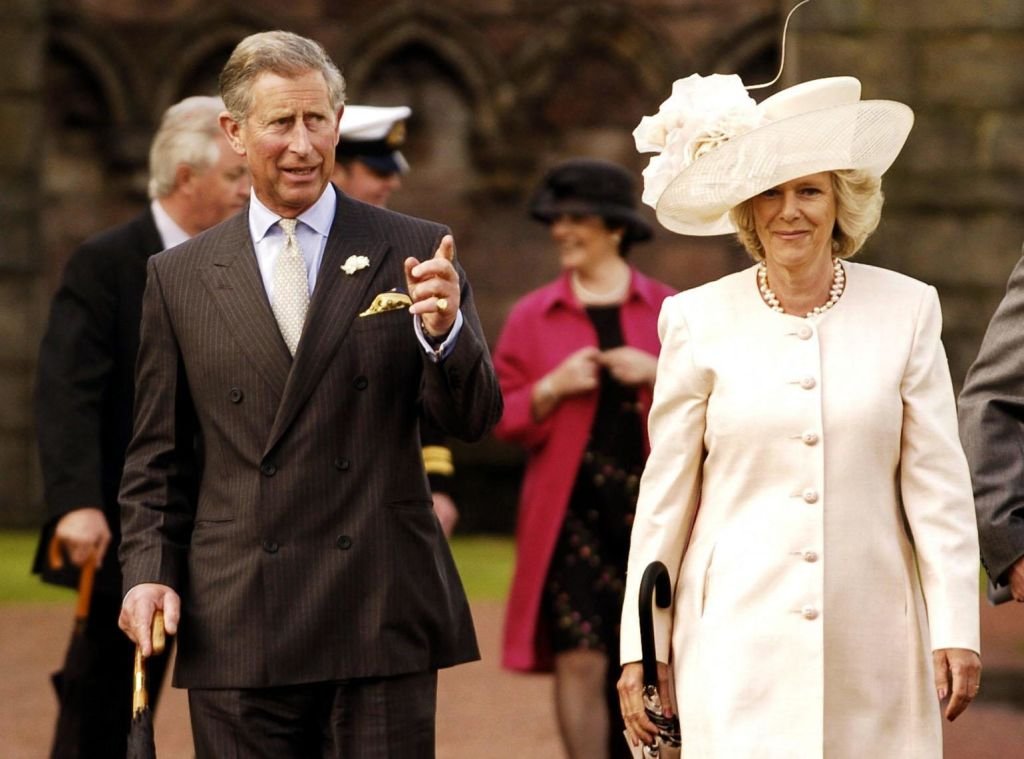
[[133, 644, 147, 714], [47, 534, 63, 570], [152, 610, 166, 655], [73, 556, 97, 624]]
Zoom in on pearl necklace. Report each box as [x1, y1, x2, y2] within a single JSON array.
[[757, 257, 846, 317], [571, 271, 629, 305]]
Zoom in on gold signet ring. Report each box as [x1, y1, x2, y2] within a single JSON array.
[[436, 297, 449, 314]]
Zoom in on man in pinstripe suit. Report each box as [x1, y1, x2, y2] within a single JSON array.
[[117, 30, 502, 758]]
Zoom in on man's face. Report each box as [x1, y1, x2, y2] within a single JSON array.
[[185, 134, 250, 233], [222, 69, 341, 217], [332, 160, 402, 208]]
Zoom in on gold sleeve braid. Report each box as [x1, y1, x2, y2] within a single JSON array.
[[422, 445, 455, 477]]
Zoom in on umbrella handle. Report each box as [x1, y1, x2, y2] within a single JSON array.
[[74, 557, 97, 625], [152, 610, 166, 655], [639, 561, 672, 687], [47, 535, 98, 626], [133, 611, 167, 715]]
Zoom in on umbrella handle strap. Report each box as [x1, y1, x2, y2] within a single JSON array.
[[638, 561, 672, 687]]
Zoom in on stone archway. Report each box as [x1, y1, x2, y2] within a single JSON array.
[[42, 29, 143, 289], [339, 6, 509, 194], [510, 3, 677, 176]]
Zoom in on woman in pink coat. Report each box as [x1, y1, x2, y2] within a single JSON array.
[[493, 159, 675, 759]]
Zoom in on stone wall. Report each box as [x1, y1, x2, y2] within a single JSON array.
[[3, 0, 1022, 527], [0, 1, 46, 526], [796, 0, 1024, 383]]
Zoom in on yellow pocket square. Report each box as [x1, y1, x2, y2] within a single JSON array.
[[359, 291, 412, 317]]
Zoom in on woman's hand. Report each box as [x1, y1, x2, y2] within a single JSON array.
[[550, 346, 602, 396], [933, 647, 981, 721], [617, 660, 674, 748], [598, 346, 658, 387], [531, 346, 601, 421]]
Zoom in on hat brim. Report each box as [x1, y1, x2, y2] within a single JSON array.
[[531, 199, 653, 243], [655, 100, 914, 236], [351, 152, 409, 176]]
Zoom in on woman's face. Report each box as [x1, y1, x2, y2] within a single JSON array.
[[751, 172, 837, 268], [549, 213, 620, 272]]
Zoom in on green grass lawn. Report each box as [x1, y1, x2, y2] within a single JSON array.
[[0, 530, 514, 605]]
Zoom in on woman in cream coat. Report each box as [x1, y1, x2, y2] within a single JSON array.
[[617, 74, 981, 758]]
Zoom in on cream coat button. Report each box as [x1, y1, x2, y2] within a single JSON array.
[[803, 551, 819, 563], [802, 606, 819, 620], [800, 376, 817, 390], [802, 488, 819, 504], [797, 325, 813, 340], [802, 431, 819, 445]]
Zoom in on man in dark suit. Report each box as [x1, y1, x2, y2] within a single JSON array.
[[959, 243, 1024, 605], [117, 31, 502, 757], [332, 104, 459, 536], [33, 95, 249, 757]]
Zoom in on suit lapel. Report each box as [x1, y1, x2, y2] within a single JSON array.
[[264, 194, 391, 453], [200, 214, 292, 398], [138, 208, 166, 257]]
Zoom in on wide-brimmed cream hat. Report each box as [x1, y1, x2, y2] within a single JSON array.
[[634, 74, 914, 236]]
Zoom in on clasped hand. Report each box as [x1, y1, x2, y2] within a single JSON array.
[[549, 345, 657, 398]]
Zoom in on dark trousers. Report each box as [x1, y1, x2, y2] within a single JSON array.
[[188, 670, 438, 759], [50, 591, 173, 759]]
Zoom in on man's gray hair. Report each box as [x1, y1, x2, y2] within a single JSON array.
[[147, 96, 226, 199], [219, 30, 346, 123]]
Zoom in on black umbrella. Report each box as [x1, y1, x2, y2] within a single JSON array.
[[634, 561, 681, 759], [48, 539, 98, 758], [126, 610, 165, 759]]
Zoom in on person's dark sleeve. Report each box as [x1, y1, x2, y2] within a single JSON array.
[[35, 244, 118, 519], [959, 246, 1024, 585]]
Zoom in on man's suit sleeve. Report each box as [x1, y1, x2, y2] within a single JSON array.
[[419, 256, 502, 443], [959, 246, 1024, 585], [35, 244, 117, 517], [118, 256, 199, 593]]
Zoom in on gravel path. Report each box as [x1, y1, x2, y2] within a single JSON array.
[[2, 598, 1022, 757]]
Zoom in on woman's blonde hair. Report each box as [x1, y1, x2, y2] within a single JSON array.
[[729, 169, 884, 261]]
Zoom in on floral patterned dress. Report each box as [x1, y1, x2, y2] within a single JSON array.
[[543, 305, 645, 656]]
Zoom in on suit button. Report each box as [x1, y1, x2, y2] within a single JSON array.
[[803, 551, 819, 563], [334, 457, 350, 471], [228, 387, 244, 403], [262, 539, 279, 553], [260, 462, 277, 476], [802, 606, 819, 620], [336, 535, 353, 550], [800, 376, 817, 390], [801, 431, 819, 445], [802, 488, 819, 504], [353, 376, 368, 390], [797, 325, 813, 340]]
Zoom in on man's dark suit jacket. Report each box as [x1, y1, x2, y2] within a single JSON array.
[[119, 190, 502, 688], [33, 209, 163, 596]]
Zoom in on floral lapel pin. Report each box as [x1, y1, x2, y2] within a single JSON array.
[[341, 255, 370, 275]]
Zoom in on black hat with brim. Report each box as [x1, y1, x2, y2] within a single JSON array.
[[529, 158, 653, 243]]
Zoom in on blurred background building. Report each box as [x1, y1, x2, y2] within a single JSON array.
[[3, 0, 1023, 529]]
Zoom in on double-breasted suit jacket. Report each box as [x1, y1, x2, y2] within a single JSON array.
[[621, 262, 979, 758], [119, 190, 502, 688]]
